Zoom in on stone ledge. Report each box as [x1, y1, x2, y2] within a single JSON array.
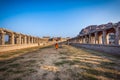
[[0, 44, 38, 52], [70, 43, 120, 55]]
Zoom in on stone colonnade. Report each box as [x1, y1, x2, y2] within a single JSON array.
[[69, 22, 120, 46], [0, 28, 41, 45]]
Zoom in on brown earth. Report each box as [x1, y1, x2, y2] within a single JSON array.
[[0, 45, 120, 80]]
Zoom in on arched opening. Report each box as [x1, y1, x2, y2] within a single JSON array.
[[91, 33, 95, 44], [85, 35, 89, 43], [109, 33, 115, 44], [13, 34, 18, 44], [98, 31, 103, 44], [5, 35, 9, 44], [106, 28, 115, 45], [0, 33, 6, 45]]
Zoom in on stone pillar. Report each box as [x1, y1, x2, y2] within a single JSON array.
[[26, 35, 28, 44], [89, 34, 91, 44], [98, 34, 102, 44], [27, 36, 30, 44], [34, 38, 36, 43], [95, 32, 98, 44], [74, 39, 76, 43], [106, 33, 109, 44], [0, 31, 5, 45], [78, 38, 80, 43], [37, 38, 39, 44], [115, 27, 120, 45], [80, 38, 82, 43], [102, 30, 107, 45], [81, 36, 84, 43], [30, 37, 31, 43], [35, 38, 37, 43], [21, 38, 24, 44], [76, 38, 78, 43], [24, 35, 27, 44], [34, 37, 35, 43], [83, 37, 85, 43], [32, 37, 34, 43], [90, 35, 95, 44], [16, 37, 19, 44], [79, 37, 81, 43], [39, 38, 41, 44], [31, 37, 33, 43], [85, 36, 87, 43], [82, 37, 84, 43], [93, 36, 96, 44], [10, 33, 15, 45], [91, 36, 93, 44], [36, 38, 39, 43], [38, 38, 40, 44], [18, 34, 21, 44]]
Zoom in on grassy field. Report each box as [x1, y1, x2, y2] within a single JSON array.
[[0, 45, 120, 80], [0, 45, 53, 60]]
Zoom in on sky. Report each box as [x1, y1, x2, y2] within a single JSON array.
[[0, 0, 120, 38]]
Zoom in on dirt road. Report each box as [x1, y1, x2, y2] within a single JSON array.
[[0, 45, 120, 80]]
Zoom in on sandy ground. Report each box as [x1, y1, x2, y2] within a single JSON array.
[[0, 45, 120, 80]]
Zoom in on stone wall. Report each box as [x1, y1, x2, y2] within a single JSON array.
[[70, 43, 120, 55], [68, 22, 120, 46], [0, 44, 38, 52], [67, 22, 120, 56], [0, 28, 57, 52], [0, 41, 58, 52]]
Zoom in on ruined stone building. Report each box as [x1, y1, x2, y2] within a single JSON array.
[[68, 22, 120, 55]]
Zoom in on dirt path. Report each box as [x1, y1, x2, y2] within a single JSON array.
[[0, 45, 120, 80]]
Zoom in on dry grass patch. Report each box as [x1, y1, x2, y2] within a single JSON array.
[[0, 45, 54, 61], [0, 45, 120, 80]]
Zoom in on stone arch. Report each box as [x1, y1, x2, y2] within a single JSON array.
[[5, 34, 9, 44], [98, 31, 103, 44], [5, 32, 12, 44], [91, 33, 95, 44], [106, 28, 116, 45], [85, 35, 89, 43], [0, 31, 5, 45]]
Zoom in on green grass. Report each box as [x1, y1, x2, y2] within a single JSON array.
[[66, 68, 98, 80], [82, 73, 98, 80], [54, 60, 77, 66], [28, 60, 36, 63], [73, 59, 81, 63], [54, 60, 70, 66], [0, 45, 54, 59], [28, 68, 37, 73], [86, 69, 100, 76], [59, 52, 66, 54], [101, 61, 117, 66], [7, 69, 26, 74], [0, 55, 11, 58], [59, 57, 67, 59], [0, 50, 27, 58], [9, 63, 20, 68], [0, 46, 41, 59]]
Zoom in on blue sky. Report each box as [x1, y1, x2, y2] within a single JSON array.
[[0, 0, 120, 37]]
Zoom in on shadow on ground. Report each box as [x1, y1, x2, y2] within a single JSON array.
[[0, 45, 120, 80]]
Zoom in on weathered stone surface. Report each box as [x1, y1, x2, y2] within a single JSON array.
[[70, 43, 120, 55], [67, 21, 120, 55]]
